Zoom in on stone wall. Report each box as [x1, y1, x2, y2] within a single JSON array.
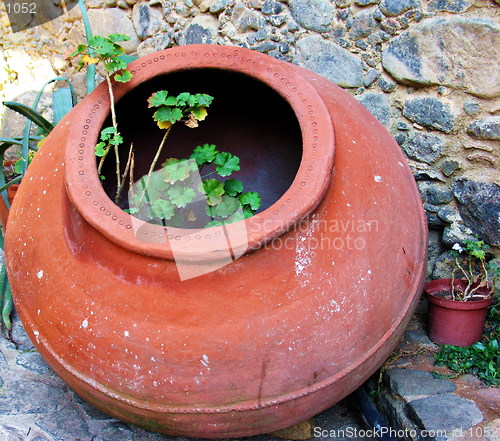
[[1, 0, 499, 275]]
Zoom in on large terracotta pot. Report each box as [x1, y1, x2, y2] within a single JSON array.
[[424, 279, 492, 347], [5, 45, 427, 437]]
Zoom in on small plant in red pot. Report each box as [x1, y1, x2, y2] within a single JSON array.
[[424, 239, 499, 347]]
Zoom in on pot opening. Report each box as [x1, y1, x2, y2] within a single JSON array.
[[99, 68, 303, 227]]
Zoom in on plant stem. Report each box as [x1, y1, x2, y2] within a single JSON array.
[[130, 150, 135, 190], [115, 143, 134, 203], [201, 171, 217, 179], [105, 73, 122, 191], [140, 127, 171, 202]]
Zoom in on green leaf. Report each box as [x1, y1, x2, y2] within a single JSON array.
[[161, 158, 179, 167], [88, 35, 107, 47], [118, 54, 138, 64], [215, 196, 241, 218], [162, 160, 193, 184], [109, 133, 123, 146], [108, 33, 131, 42], [214, 152, 240, 177], [176, 92, 195, 106], [206, 219, 223, 228], [13, 159, 25, 174], [114, 70, 133, 83], [190, 144, 218, 166], [52, 87, 75, 124], [148, 90, 169, 108], [199, 179, 224, 206], [191, 106, 208, 121], [165, 96, 177, 106], [105, 58, 128, 72], [145, 172, 170, 194], [240, 192, 262, 211], [100, 126, 116, 141], [195, 94, 214, 107], [3, 102, 54, 134], [69, 44, 87, 57], [150, 199, 174, 220], [153, 106, 183, 124], [223, 179, 243, 196], [95, 142, 106, 157], [168, 186, 195, 208]]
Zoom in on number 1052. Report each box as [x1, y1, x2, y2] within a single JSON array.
[[6, 2, 37, 14]]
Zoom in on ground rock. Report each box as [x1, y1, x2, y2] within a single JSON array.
[[407, 394, 483, 434]]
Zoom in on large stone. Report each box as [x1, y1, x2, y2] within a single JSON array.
[[289, 0, 335, 32], [385, 369, 456, 401], [453, 179, 500, 246], [428, 0, 471, 13], [295, 35, 363, 88], [401, 132, 444, 164], [403, 97, 454, 133], [407, 394, 483, 434], [87, 8, 140, 53], [382, 17, 500, 99], [467, 116, 500, 141], [183, 15, 219, 44], [132, 1, 163, 40], [380, 0, 420, 16], [357, 93, 391, 127]]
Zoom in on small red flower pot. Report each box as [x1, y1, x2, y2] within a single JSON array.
[[424, 279, 492, 347]]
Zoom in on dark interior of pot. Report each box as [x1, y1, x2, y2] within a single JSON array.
[[100, 68, 303, 214]]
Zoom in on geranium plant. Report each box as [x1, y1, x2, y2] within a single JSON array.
[[70, 35, 261, 227], [450, 239, 499, 301]]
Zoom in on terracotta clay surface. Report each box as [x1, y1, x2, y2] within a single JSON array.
[[424, 279, 492, 347], [5, 45, 427, 438]]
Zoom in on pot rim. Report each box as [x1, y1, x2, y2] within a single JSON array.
[[424, 279, 493, 310], [64, 44, 335, 260]]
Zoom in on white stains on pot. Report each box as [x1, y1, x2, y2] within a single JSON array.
[[124, 330, 130, 337], [36, 270, 44, 279], [374, 175, 383, 182], [295, 216, 320, 287], [81, 318, 89, 329], [200, 354, 210, 369]]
